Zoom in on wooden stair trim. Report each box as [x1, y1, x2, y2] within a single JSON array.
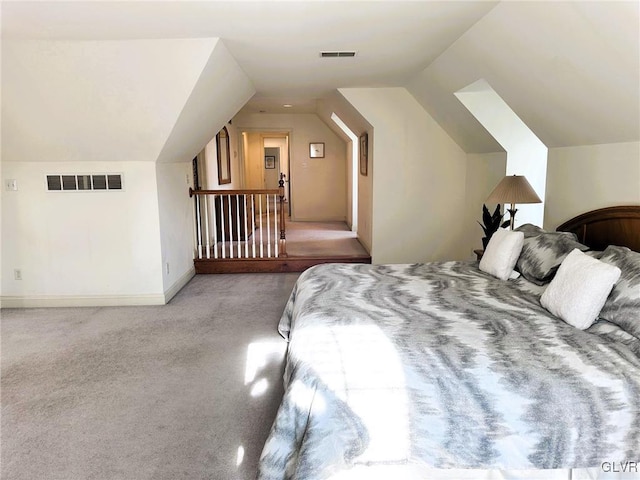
[[194, 255, 371, 274]]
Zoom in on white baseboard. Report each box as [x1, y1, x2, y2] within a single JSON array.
[[0, 268, 197, 309], [0, 294, 166, 308], [163, 267, 196, 303]]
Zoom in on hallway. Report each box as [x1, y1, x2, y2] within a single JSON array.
[[285, 220, 369, 258]]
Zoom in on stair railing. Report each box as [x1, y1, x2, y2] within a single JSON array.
[[189, 175, 287, 260]]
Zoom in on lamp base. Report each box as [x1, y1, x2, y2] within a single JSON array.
[[507, 207, 518, 230]]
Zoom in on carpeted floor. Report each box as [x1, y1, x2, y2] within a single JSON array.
[[1, 273, 300, 480], [203, 220, 369, 260], [286, 221, 369, 257]]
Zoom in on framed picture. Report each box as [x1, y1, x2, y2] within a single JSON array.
[[265, 155, 276, 169], [359, 133, 368, 176], [217, 126, 231, 185], [309, 142, 325, 158]]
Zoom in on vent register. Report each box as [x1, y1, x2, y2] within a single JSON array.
[[46, 174, 123, 191], [320, 51, 357, 58]]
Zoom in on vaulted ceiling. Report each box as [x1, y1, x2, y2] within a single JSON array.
[[2, 1, 638, 156]]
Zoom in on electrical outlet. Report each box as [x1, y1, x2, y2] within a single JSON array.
[[6, 179, 18, 191], [14, 269, 22, 280]]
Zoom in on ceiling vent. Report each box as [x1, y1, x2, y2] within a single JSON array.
[[321, 51, 356, 58]]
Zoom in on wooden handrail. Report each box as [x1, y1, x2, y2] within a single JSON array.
[[189, 188, 280, 196]]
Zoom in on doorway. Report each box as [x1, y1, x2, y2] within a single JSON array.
[[240, 131, 291, 216]]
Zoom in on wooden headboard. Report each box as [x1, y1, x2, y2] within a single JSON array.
[[557, 205, 640, 252]]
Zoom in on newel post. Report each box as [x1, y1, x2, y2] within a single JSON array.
[[278, 173, 287, 257]]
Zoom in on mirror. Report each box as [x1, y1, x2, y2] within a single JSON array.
[[217, 126, 231, 185]]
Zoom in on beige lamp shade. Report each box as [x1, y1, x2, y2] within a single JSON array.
[[486, 175, 541, 229], [486, 175, 542, 205]]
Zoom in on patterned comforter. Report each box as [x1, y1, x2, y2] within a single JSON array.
[[257, 262, 640, 480]]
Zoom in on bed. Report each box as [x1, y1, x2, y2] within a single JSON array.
[[257, 206, 640, 480]]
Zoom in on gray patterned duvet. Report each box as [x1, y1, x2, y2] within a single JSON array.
[[258, 261, 640, 480]]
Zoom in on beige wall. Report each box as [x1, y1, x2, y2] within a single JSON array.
[[464, 152, 508, 257], [202, 122, 243, 190], [1, 161, 165, 306], [1, 38, 255, 307], [156, 162, 196, 297], [317, 91, 373, 246], [340, 87, 469, 264], [545, 141, 640, 229], [234, 113, 347, 222], [357, 130, 373, 253], [243, 132, 265, 189]]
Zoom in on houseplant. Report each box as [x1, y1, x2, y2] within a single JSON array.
[[478, 204, 510, 249]]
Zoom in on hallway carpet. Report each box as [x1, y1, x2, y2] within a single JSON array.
[[285, 220, 369, 257], [1, 273, 299, 480]]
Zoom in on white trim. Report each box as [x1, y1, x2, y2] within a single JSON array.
[[0, 293, 166, 308], [0, 268, 196, 309], [163, 267, 196, 304]]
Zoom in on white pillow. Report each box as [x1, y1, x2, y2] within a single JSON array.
[[479, 228, 524, 281], [540, 248, 621, 330]]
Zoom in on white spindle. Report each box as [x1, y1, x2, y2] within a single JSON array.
[[204, 194, 210, 259], [243, 195, 249, 258], [196, 194, 203, 259], [221, 196, 226, 259], [259, 195, 264, 258], [236, 194, 242, 258], [212, 195, 219, 259], [266, 194, 271, 258], [274, 194, 279, 257], [251, 194, 256, 258], [228, 194, 234, 259], [192, 195, 199, 260]]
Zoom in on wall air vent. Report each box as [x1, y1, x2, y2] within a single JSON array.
[[46, 174, 123, 192], [321, 51, 357, 58]]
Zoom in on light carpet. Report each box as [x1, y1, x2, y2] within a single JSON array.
[[1, 273, 299, 480]]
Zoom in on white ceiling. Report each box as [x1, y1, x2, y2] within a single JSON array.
[[2, 1, 638, 152], [1, 1, 498, 114]]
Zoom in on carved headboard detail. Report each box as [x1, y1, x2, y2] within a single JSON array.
[[557, 205, 640, 252]]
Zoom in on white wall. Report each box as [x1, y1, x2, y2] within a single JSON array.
[[1, 161, 165, 306], [340, 87, 469, 264], [357, 129, 373, 253], [156, 162, 196, 301], [156, 40, 255, 164], [545, 141, 640, 229], [2, 38, 221, 165], [203, 123, 243, 190], [455, 80, 547, 228], [234, 113, 347, 222], [1, 37, 257, 307], [464, 152, 508, 256], [317, 92, 373, 248], [329, 113, 358, 232]]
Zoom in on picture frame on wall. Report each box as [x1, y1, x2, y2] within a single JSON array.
[[265, 155, 276, 169], [217, 126, 231, 185], [309, 142, 325, 158], [359, 133, 368, 176]]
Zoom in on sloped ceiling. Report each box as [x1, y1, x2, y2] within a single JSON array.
[[407, 1, 640, 152], [155, 40, 255, 163], [2, 1, 639, 156], [2, 38, 255, 163]]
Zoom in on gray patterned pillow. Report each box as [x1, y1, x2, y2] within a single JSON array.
[[514, 224, 589, 285], [598, 245, 640, 339]]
